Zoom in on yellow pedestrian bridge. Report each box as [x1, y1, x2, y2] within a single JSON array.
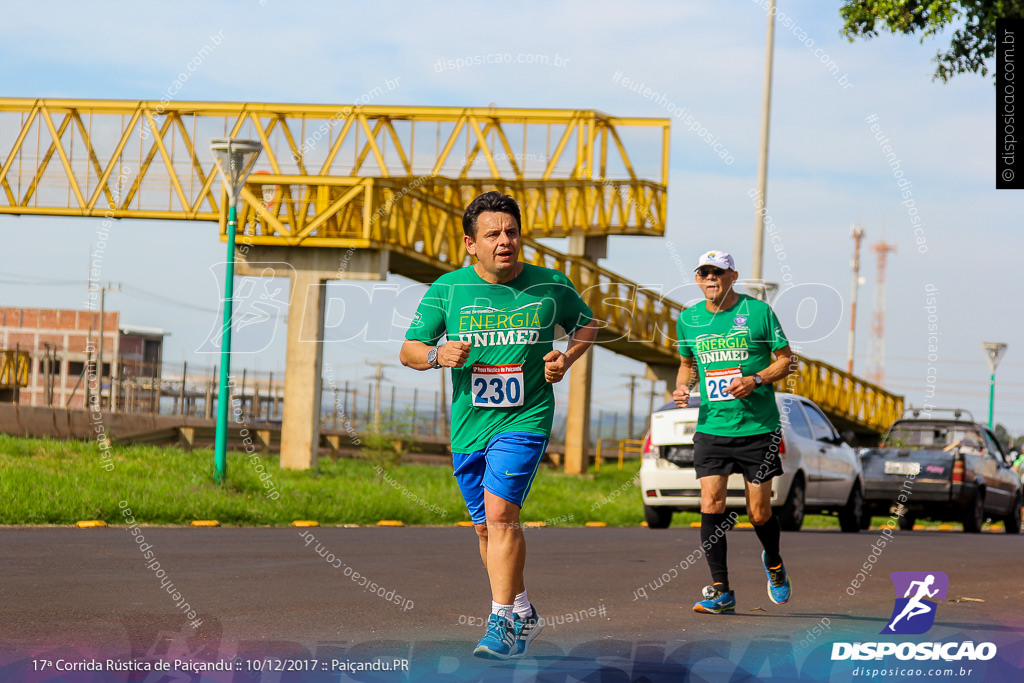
[[0, 98, 902, 470]]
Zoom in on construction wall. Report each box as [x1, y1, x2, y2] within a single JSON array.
[[0, 402, 206, 442], [0, 307, 119, 409]]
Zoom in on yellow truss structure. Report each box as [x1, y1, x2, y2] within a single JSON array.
[[0, 98, 902, 433], [778, 357, 903, 433], [0, 98, 667, 236]]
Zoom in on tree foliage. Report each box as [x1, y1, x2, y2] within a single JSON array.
[[840, 1, 1024, 81], [993, 423, 1019, 452]]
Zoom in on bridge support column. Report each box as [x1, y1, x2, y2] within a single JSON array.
[[563, 347, 593, 475], [563, 234, 606, 475], [237, 245, 387, 470], [280, 269, 326, 470]]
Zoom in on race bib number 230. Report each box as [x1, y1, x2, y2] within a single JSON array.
[[471, 364, 525, 408]]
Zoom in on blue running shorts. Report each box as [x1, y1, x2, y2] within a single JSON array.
[[452, 431, 549, 525]]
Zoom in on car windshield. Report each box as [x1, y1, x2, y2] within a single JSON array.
[[884, 423, 985, 451]]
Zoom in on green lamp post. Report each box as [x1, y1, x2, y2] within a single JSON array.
[[981, 342, 1008, 430], [210, 138, 262, 483]]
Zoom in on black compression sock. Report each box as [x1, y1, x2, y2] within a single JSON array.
[[701, 512, 735, 591], [754, 515, 782, 567]]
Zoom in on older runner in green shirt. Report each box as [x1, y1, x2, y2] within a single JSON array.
[[673, 250, 796, 615]]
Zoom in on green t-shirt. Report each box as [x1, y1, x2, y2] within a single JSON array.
[[677, 294, 788, 437], [406, 263, 593, 453]]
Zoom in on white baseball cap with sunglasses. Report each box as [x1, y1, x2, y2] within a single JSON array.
[[694, 250, 735, 272]]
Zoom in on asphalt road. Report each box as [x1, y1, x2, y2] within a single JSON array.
[[2, 526, 1023, 682]]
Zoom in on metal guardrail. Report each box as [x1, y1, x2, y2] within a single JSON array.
[[594, 438, 644, 472]]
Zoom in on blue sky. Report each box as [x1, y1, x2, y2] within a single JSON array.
[[1, 1, 1021, 435]]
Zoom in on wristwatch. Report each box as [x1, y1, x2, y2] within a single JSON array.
[[426, 346, 441, 369], [752, 374, 764, 388]]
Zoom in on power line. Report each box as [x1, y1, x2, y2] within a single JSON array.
[[811, 348, 1024, 369], [120, 285, 221, 314], [883, 376, 1024, 388]]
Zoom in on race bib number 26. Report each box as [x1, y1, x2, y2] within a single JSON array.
[[704, 367, 742, 402], [471, 364, 525, 408]]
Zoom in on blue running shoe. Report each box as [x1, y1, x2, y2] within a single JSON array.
[[693, 585, 736, 614], [473, 609, 518, 660], [762, 551, 792, 604], [513, 606, 544, 657]]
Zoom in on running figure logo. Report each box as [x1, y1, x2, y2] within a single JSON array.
[[882, 571, 949, 635]]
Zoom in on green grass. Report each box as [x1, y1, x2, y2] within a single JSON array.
[[0, 434, 860, 528], [0, 435, 648, 526]]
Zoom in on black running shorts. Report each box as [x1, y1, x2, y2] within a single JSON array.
[[692, 430, 784, 483]]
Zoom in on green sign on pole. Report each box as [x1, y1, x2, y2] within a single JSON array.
[[981, 342, 1007, 432]]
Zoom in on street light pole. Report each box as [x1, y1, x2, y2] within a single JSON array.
[[751, 0, 776, 282], [210, 138, 262, 483], [982, 342, 1008, 430]]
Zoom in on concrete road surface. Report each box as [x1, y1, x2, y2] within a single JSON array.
[[2, 526, 1023, 682]]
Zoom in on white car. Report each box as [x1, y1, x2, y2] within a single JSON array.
[[639, 393, 864, 532]]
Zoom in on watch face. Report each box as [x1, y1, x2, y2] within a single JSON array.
[[427, 348, 438, 366]]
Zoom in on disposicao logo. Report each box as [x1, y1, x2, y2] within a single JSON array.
[[883, 571, 948, 635], [831, 570, 997, 663]]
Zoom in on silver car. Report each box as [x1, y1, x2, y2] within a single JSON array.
[[639, 393, 864, 531]]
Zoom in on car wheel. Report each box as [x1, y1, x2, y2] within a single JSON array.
[[777, 476, 805, 531], [1001, 491, 1022, 534], [644, 505, 673, 529], [858, 504, 873, 530], [962, 488, 985, 533], [838, 483, 863, 533], [897, 513, 916, 531]]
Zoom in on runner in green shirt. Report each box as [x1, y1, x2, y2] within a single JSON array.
[[673, 250, 796, 615], [401, 191, 597, 659]]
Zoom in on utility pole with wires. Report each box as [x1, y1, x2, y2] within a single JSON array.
[[622, 374, 641, 438], [646, 377, 661, 423], [866, 241, 897, 386], [847, 223, 866, 375], [94, 281, 121, 410], [364, 360, 396, 432]]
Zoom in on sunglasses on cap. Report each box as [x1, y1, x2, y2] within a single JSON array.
[[697, 267, 727, 278]]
